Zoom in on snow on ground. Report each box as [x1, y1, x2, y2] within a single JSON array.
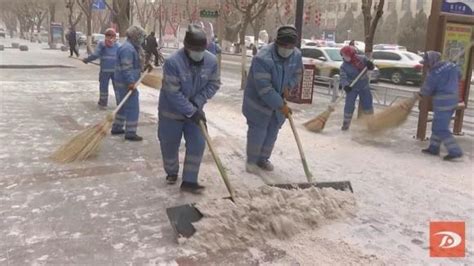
[[0, 37, 473, 264]]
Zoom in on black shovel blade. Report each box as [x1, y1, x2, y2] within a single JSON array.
[[166, 204, 203, 238], [270, 181, 353, 193]]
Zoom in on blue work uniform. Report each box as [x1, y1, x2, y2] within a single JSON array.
[[421, 61, 463, 156], [340, 56, 374, 127], [111, 40, 142, 137], [242, 43, 303, 164], [84, 41, 120, 106], [158, 49, 220, 183]]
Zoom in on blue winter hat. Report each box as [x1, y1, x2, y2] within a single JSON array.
[[421, 51, 441, 67]]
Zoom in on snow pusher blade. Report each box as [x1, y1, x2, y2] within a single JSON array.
[[269, 181, 353, 192]]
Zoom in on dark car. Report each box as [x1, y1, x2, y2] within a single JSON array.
[[0, 28, 6, 38]]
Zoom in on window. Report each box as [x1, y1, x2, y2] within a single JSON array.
[[372, 51, 402, 61], [325, 49, 343, 61], [402, 0, 411, 11], [301, 48, 324, 60], [351, 3, 358, 11]]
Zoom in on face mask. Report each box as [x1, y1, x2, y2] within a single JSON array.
[[342, 55, 351, 62], [277, 47, 294, 58], [188, 50, 205, 62]]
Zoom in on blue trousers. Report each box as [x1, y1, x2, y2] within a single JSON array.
[[98, 71, 116, 106], [343, 87, 374, 126], [427, 109, 463, 156], [246, 114, 282, 164], [158, 116, 205, 183], [112, 83, 140, 137]]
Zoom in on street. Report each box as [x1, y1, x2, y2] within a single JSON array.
[[1, 38, 473, 264]]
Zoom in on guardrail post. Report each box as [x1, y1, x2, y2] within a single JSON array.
[[331, 74, 340, 102]]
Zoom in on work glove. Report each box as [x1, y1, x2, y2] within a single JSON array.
[[343, 85, 352, 93], [127, 83, 137, 91], [280, 103, 292, 118], [189, 109, 206, 125], [366, 60, 375, 70]]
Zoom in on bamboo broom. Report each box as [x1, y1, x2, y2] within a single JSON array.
[[50, 72, 148, 163], [304, 67, 368, 132]]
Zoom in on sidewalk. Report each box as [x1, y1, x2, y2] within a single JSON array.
[[1, 37, 473, 264]]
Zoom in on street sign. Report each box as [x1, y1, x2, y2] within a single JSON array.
[[441, 0, 474, 16], [200, 9, 218, 18], [92, 0, 106, 10]]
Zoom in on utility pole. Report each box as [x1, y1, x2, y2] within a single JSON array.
[[295, 0, 304, 48]]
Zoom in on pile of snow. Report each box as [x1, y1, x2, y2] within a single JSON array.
[[179, 185, 356, 253]]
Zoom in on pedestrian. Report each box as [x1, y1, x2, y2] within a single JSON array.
[[206, 37, 221, 56], [110, 25, 147, 141], [420, 51, 463, 161], [242, 25, 303, 174], [68, 28, 79, 57], [82, 28, 120, 109], [339, 45, 375, 130], [158, 24, 220, 193], [145, 32, 160, 66]]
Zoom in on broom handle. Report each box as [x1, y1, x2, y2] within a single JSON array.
[[330, 67, 368, 108], [199, 120, 235, 202], [287, 113, 313, 182], [112, 72, 149, 116]]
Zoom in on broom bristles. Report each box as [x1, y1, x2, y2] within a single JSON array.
[[141, 73, 162, 89], [365, 96, 418, 133], [303, 109, 333, 132], [50, 118, 113, 163]]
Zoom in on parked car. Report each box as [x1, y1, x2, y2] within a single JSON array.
[[92, 33, 105, 45], [301, 46, 379, 83], [302, 39, 318, 47], [373, 44, 407, 51], [372, 50, 423, 85], [244, 36, 265, 50], [0, 28, 6, 38], [76, 31, 87, 46]]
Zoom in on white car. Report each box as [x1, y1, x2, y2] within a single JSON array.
[[372, 50, 423, 85], [301, 46, 379, 82]]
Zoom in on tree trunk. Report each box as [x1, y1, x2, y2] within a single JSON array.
[[240, 19, 249, 90], [87, 14, 92, 54]]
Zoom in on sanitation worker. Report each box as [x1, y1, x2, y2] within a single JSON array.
[[420, 51, 463, 161], [111, 25, 147, 141], [339, 45, 375, 130], [158, 24, 220, 193], [83, 28, 120, 108], [242, 25, 303, 174]]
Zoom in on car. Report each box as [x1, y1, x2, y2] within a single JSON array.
[[244, 36, 265, 50], [0, 28, 6, 38], [76, 31, 87, 46], [301, 46, 379, 83], [372, 50, 423, 85], [92, 33, 105, 45], [302, 39, 318, 47], [373, 44, 407, 51]]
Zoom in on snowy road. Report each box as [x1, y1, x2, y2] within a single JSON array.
[[0, 38, 473, 264]]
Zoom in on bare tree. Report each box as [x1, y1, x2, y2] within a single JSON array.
[[104, 0, 131, 38], [133, 0, 155, 29], [0, 1, 19, 37], [361, 0, 384, 56], [65, 0, 83, 30], [229, 0, 271, 89]]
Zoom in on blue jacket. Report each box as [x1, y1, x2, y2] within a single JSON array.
[[115, 40, 141, 85], [421, 61, 461, 111], [207, 42, 221, 55], [242, 43, 303, 126], [340, 55, 370, 91], [159, 49, 220, 119], [84, 41, 120, 73]]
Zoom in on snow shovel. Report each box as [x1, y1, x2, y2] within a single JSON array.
[[165, 119, 235, 239], [270, 111, 353, 193]]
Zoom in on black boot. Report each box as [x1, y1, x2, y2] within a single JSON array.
[[111, 128, 125, 135], [166, 174, 178, 184], [180, 181, 205, 194], [421, 148, 439, 156], [125, 134, 143, 141], [443, 154, 462, 161]]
